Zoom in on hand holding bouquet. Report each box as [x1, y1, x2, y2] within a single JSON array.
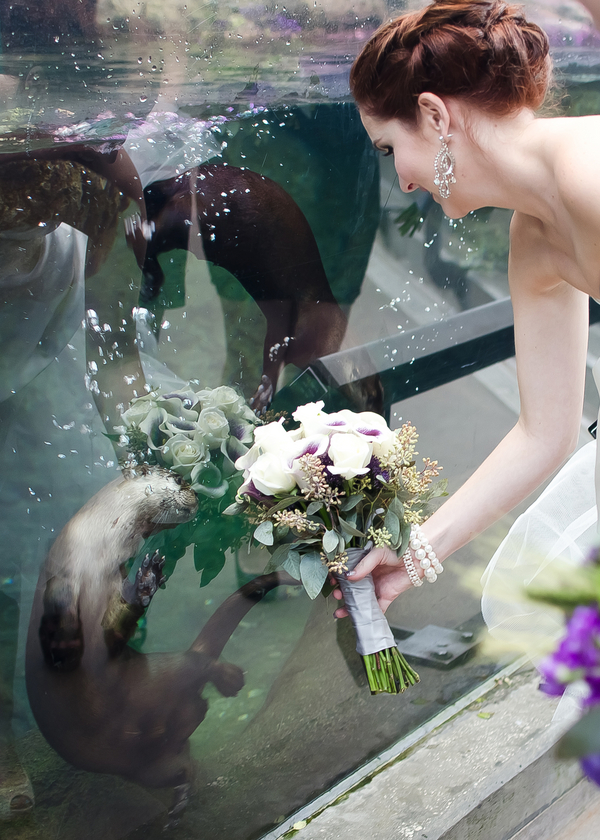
[[226, 401, 447, 694]]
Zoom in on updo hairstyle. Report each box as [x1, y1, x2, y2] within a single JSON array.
[[350, 0, 552, 124]]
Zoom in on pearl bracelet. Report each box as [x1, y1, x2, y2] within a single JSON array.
[[402, 524, 443, 586]]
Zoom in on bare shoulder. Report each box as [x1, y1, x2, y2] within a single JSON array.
[[508, 211, 558, 293], [554, 115, 600, 209]]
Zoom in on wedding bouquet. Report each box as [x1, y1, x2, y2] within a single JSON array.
[[226, 400, 447, 694], [115, 385, 260, 498], [528, 550, 600, 784]]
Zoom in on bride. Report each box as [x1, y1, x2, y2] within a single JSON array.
[[333, 0, 600, 648]]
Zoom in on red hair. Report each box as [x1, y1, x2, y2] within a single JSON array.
[[350, 0, 552, 123]]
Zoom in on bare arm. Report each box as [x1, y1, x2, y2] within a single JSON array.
[[336, 213, 590, 613]]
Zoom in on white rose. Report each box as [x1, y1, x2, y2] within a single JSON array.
[[327, 432, 372, 479], [196, 385, 244, 416], [247, 452, 297, 496], [121, 394, 157, 427], [197, 407, 230, 447], [159, 433, 208, 481]]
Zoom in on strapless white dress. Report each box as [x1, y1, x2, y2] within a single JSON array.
[[481, 360, 600, 659]]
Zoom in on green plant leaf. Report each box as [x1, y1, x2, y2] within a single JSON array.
[[323, 528, 340, 554], [395, 201, 425, 237], [341, 494, 362, 512], [264, 543, 291, 572], [384, 510, 400, 546], [399, 520, 412, 555], [222, 501, 245, 516], [283, 549, 301, 580], [300, 551, 328, 599], [307, 501, 324, 515], [198, 549, 226, 587], [339, 517, 366, 539], [254, 520, 274, 545], [266, 496, 299, 516], [388, 496, 404, 519], [556, 706, 600, 758]]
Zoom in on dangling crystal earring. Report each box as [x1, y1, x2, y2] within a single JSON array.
[[433, 134, 456, 199]]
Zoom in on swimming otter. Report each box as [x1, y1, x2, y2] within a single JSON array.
[[25, 467, 296, 822], [128, 164, 350, 412]]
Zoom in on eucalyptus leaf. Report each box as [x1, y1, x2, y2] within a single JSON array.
[[307, 501, 324, 515], [265, 543, 291, 571], [339, 517, 366, 539], [341, 494, 362, 512], [300, 551, 328, 599], [557, 706, 600, 758], [388, 496, 404, 519], [283, 549, 301, 580], [266, 496, 299, 516], [399, 520, 412, 555], [384, 510, 400, 546], [222, 501, 245, 516], [323, 529, 340, 554], [254, 520, 274, 546]]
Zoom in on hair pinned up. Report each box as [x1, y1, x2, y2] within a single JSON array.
[[350, 0, 552, 123]]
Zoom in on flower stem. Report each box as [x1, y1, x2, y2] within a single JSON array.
[[362, 647, 419, 695]]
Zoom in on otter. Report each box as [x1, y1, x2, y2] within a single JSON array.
[[127, 164, 350, 412], [26, 467, 296, 822]]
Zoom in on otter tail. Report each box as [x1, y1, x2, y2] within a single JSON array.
[[189, 572, 300, 660]]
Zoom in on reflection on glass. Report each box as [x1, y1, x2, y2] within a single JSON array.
[[0, 2, 599, 838]]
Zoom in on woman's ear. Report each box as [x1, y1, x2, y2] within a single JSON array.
[[417, 93, 451, 138]]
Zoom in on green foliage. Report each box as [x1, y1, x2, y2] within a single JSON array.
[[395, 202, 425, 237]]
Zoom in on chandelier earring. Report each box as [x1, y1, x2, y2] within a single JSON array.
[[433, 134, 456, 199]]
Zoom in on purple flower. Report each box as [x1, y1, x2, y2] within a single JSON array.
[[539, 606, 600, 703], [274, 15, 302, 33], [581, 753, 600, 786]]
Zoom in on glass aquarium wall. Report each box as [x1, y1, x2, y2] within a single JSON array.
[[1, 2, 599, 839]]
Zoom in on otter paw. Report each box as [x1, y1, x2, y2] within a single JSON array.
[[249, 375, 273, 415], [211, 660, 245, 697], [126, 551, 166, 608]]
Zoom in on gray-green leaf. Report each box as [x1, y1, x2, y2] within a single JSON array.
[[384, 510, 400, 547], [283, 549, 301, 580], [341, 494, 362, 512], [300, 551, 328, 599], [339, 517, 366, 539], [399, 520, 411, 555], [388, 496, 404, 519], [254, 520, 274, 546], [307, 501, 324, 515], [323, 529, 340, 554], [264, 543, 291, 572]]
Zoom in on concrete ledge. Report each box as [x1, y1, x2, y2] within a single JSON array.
[[510, 777, 600, 840], [279, 667, 584, 840]]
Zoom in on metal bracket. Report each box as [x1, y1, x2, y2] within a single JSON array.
[[392, 624, 479, 670]]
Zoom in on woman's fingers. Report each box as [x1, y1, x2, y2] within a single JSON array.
[[346, 545, 399, 581]]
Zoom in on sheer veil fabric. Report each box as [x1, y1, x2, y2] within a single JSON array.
[[480, 360, 600, 660]]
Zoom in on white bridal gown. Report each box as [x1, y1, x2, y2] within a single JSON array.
[[481, 359, 600, 660]]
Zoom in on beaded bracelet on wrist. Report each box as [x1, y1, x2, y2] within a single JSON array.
[[402, 524, 444, 587]]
